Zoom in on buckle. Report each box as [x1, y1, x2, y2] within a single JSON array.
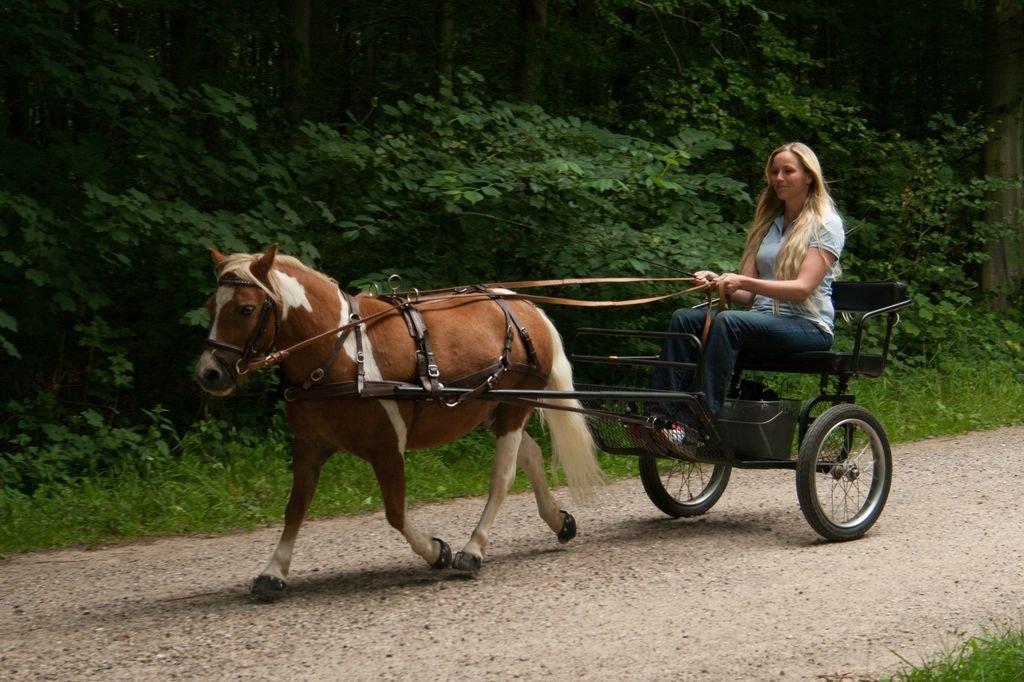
[[427, 364, 440, 378], [309, 368, 325, 383]]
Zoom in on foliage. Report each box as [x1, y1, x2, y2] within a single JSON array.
[[0, 394, 179, 492], [842, 116, 1023, 365], [885, 622, 1024, 681], [0, 0, 1020, 494]]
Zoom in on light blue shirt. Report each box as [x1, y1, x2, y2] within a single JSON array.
[[751, 212, 845, 334]]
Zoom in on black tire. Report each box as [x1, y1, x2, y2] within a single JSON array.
[[638, 455, 731, 518], [796, 403, 892, 541]]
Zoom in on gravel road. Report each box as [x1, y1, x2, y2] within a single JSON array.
[[2, 426, 1022, 681]]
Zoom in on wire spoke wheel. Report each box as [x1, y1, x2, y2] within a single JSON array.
[[796, 403, 891, 541], [639, 455, 730, 518]]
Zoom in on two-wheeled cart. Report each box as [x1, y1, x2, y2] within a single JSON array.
[[569, 280, 911, 540]]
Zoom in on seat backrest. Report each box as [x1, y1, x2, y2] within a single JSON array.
[[831, 281, 908, 312]]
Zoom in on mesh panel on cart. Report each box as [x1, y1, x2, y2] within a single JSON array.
[[570, 330, 730, 463], [577, 384, 729, 464]]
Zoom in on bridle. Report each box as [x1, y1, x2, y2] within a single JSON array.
[[203, 276, 280, 376]]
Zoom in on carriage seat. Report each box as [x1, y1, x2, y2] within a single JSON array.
[[736, 281, 911, 379]]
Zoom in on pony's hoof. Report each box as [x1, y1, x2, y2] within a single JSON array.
[[452, 551, 483, 572], [557, 509, 577, 544], [250, 574, 287, 600], [431, 537, 453, 570]]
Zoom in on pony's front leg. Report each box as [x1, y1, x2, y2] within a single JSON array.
[[251, 442, 325, 600], [370, 450, 453, 570], [453, 429, 523, 571]]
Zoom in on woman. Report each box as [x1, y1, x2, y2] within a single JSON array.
[[650, 142, 845, 439]]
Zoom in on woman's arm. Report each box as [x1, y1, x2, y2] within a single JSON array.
[[716, 248, 835, 304]]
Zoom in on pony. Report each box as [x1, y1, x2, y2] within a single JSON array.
[[194, 246, 603, 598]]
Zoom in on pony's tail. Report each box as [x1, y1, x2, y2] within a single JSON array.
[[534, 309, 605, 503]]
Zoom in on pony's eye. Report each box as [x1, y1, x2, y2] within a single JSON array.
[[240, 304, 256, 316]]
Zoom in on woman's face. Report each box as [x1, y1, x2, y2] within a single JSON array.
[[770, 150, 811, 203]]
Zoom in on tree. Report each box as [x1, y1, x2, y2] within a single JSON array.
[[981, 0, 1024, 307], [280, 0, 312, 122], [514, 0, 548, 102]]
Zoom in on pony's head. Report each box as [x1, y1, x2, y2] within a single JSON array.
[[195, 246, 282, 396]]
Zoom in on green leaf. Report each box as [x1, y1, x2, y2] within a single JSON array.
[[0, 310, 17, 331], [237, 114, 257, 131]]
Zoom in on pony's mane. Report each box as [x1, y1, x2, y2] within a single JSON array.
[[216, 251, 336, 302]]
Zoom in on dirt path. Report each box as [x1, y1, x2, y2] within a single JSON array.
[[2, 427, 1022, 681]]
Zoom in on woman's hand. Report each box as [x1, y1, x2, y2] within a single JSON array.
[[715, 272, 749, 296], [693, 270, 718, 283]]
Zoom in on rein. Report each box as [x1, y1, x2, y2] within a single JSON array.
[[209, 274, 719, 376]]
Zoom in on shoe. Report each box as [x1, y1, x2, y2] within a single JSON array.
[[652, 421, 698, 457]]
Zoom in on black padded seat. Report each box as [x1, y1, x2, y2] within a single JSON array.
[[737, 351, 885, 377], [733, 282, 909, 379]]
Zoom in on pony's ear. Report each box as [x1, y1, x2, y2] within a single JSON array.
[[209, 248, 227, 266], [251, 244, 278, 285]]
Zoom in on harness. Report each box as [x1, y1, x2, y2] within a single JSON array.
[[204, 276, 548, 406], [284, 285, 547, 406], [203, 274, 719, 410]]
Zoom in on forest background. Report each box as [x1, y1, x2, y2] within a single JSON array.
[[1, 0, 1022, 547]]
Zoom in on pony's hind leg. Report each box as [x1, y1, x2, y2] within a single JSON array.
[[370, 449, 453, 570], [453, 428, 524, 571], [251, 442, 326, 600], [517, 431, 577, 543]]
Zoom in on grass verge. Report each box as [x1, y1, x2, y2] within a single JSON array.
[[1, 359, 1021, 552], [883, 623, 1024, 681]]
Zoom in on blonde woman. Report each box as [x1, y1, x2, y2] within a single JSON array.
[[651, 142, 845, 435]]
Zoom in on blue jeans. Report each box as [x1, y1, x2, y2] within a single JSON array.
[[651, 309, 833, 416]]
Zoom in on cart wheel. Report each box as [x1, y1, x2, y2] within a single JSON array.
[[796, 403, 892, 541], [638, 455, 731, 518]]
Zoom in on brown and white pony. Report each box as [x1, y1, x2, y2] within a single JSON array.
[[195, 247, 603, 598]]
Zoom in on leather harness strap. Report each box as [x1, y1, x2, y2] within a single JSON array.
[[285, 285, 549, 406], [300, 291, 365, 392]]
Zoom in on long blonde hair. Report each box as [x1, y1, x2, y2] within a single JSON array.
[[741, 142, 839, 310]]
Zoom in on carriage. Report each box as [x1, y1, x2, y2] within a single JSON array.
[[569, 281, 911, 540], [197, 247, 911, 596], [396, 280, 911, 541]]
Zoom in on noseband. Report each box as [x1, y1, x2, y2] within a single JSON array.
[[203, 276, 280, 375]]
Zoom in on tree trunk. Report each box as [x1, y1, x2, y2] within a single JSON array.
[[168, 10, 200, 86], [73, 1, 95, 134], [981, 0, 1024, 307], [437, 0, 455, 82], [310, 0, 339, 122], [609, 5, 637, 105], [280, 0, 312, 123], [5, 66, 30, 140], [514, 0, 549, 102]]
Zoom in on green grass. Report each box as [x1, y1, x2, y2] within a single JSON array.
[[1, 360, 1020, 553], [882, 623, 1024, 681]]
